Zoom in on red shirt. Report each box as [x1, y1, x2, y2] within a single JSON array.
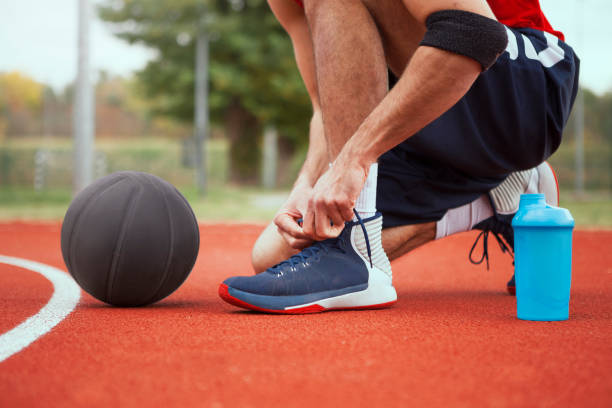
[[292, 0, 564, 41], [488, 0, 564, 40]]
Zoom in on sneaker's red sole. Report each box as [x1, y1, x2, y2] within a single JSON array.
[[218, 284, 396, 314]]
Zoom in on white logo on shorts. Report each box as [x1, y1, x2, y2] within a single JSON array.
[[504, 27, 565, 68]]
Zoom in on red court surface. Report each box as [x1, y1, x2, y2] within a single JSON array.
[[0, 222, 611, 407]]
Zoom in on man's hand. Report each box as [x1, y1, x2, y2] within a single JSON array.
[[302, 160, 368, 240], [273, 181, 315, 249]]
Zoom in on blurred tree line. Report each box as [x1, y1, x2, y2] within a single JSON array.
[[1, 0, 610, 189], [552, 89, 612, 191], [97, 0, 311, 184], [0, 71, 187, 140], [0, 72, 45, 139]]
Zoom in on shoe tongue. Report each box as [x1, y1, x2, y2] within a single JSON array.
[[269, 232, 347, 275], [269, 242, 324, 274], [322, 236, 342, 251]]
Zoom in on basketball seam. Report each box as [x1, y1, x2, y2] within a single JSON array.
[[67, 175, 128, 290], [105, 177, 143, 304], [139, 173, 176, 305], [174, 186, 200, 270], [150, 185, 200, 301]]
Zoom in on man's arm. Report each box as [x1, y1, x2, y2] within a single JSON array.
[[342, 0, 498, 165], [267, 0, 329, 247], [308, 0, 507, 238], [343, 47, 481, 168], [268, 0, 328, 186]]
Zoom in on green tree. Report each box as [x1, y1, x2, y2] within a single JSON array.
[[553, 87, 612, 191], [0, 71, 45, 138], [98, 0, 311, 183]]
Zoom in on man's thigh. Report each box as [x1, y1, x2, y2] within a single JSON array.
[[405, 28, 578, 176], [378, 27, 579, 228], [361, 0, 425, 75]]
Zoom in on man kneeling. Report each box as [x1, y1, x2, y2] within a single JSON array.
[[219, 0, 579, 313]]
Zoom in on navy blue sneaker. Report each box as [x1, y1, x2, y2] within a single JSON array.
[[470, 162, 559, 295], [219, 212, 396, 313]]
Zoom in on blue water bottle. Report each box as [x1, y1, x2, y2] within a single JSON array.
[[512, 194, 574, 321]]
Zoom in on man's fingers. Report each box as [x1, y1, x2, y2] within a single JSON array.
[[302, 199, 317, 240], [304, 195, 351, 241], [328, 203, 346, 231], [274, 213, 309, 240], [337, 201, 354, 222], [314, 207, 329, 240], [278, 229, 313, 249], [314, 200, 343, 239]]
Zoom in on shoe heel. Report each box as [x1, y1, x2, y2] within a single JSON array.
[[538, 162, 559, 207], [315, 267, 397, 310], [315, 283, 398, 310]]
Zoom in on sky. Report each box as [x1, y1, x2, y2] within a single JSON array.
[[0, 0, 155, 91], [0, 0, 611, 94]]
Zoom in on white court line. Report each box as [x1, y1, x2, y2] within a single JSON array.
[[0, 255, 80, 363]]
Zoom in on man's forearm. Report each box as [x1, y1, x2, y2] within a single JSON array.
[[295, 110, 330, 187], [339, 46, 482, 168]]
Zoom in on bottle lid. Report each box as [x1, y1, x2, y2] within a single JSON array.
[[519, 193, 546, 208], [512, 194, 574, 228]]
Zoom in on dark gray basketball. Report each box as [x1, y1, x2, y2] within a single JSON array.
[[61, 171, 200, 306]]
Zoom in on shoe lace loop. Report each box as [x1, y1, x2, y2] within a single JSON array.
[[469, 230, 513, 270], [269, 243, 330, 274], [269, 209, 374, 273]]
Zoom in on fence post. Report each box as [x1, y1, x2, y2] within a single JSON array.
[[194, 17, 209, 196], [73, 0, 95, 194], [34, 149, 49, 191], [261, 126, 278, 189]]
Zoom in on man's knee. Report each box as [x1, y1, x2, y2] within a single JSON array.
[[251, 222, 298, 274], [251, 223, 275, 274], [251, 239, 270, 274]]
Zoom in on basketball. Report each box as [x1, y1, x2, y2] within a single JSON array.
[[60, 171, 200, 306]]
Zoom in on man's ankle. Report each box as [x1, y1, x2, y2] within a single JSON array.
[[352, 214, 392, 279], [354, 163, 378, 220]]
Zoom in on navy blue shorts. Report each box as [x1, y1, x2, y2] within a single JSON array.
[[377, 27, 580, 228]]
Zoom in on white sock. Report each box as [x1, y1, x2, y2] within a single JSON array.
[[351, 163, 390, 279], [352, 214, 392, 279], [435, 194, 494, 240], [354, 163, 378, 220]]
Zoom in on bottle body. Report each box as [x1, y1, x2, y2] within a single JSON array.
[[512, 194, 574, 321]]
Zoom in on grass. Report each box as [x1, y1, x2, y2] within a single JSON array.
[[0, 186, 610, 228], [183, 185, 286, 223], [0, 136, 285, 223], [1, 137, 610, 228], [0, 184, 287, 223], [559, 192, 612, 228], [0, 137, 230, 189], [0, 188, 73, 221]]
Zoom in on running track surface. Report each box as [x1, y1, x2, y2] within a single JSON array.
[[0, 222, 610, 407]]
